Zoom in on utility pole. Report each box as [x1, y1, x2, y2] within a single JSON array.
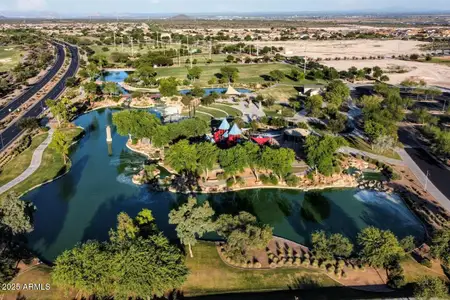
[[209, 40, 212, 60], [131, 36, 134, 57], [113, 31, 116, 50], [424, 170, 430, 191], [121, 36, 124, 52]]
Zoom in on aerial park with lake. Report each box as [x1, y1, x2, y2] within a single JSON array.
[[0, 19, 449, 300]]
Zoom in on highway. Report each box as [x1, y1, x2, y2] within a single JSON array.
[[0, 42, 65, 121], [0, 42, 79, 151]]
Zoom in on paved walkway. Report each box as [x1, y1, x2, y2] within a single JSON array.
[[338, 146, 405, 165], [0, 129, 54, 195], [397, 148, 450, 211]]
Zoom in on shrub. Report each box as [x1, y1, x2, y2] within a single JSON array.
[[273, 257, 279, 263], [387, 261, 406, 289], [338, 260, 345, 268], [260, 174, 270, 185], [327, 266, 335, 273], [277, 260, 284, 267], [420, 257, 432, 268], [254, 262, 262, 268], [302, 259, 310, 266], [269, 174, 279, 185], [312, 259, 319, 268], [304, 253, 310, 259], [294, 258, 301, 266], [270, 262, 277, 268], [226, 178, 235, 187], [285, 174, 299, 187]]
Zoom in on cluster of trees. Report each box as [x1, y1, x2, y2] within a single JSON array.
[[312, 227, 416, 289], [422, 125, 450, 157], [303, 81, 350, 133], [52, 209, 188, 298], [359, 84, 411, 148], [0, 41, 54, 97], [304, 135, 347, 176], [112, 110, 209, 148], [165, 140, 295, 184], [0, 193, 34, 284], [169, 197, 272, 261]]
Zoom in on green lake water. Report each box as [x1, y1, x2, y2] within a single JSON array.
[[23, 108, 425, 262]]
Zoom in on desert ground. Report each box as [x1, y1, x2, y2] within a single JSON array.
[[241, 40, 429, 59], [323, 59, 450, 88]]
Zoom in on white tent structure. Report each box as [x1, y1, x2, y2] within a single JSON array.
[[225, 85, 241, 96]]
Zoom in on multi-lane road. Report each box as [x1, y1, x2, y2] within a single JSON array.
[[0, 42, 79, 151], [0, 43, 65, 121]]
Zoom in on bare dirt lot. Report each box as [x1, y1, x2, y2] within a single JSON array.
[[246, 40, 428, 59], [323, 59, 450, 87]]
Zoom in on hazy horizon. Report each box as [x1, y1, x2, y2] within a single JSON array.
[[1, 0, 450, 16]]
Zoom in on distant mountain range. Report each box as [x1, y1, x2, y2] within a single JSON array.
[[1, 9, 450, 20], [0, 15, 7, 19]]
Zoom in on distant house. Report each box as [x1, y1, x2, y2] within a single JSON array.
[[298, 84, 325, 97]]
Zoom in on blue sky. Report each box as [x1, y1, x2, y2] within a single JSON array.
[[1, 0, 450, 14]]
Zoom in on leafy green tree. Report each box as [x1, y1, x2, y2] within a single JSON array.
[[53, 209, 188, 299], [216, 212, 273, 258], [328, 114, 347, 133], [414, 276, 448, 300], [159, 77, 179, 97], [102, 82, 121, 96], [46, 98, 72, 127], [304, 95, 323, 117], [400, 235, 416, 252], [86, 62, 100, 80], [243, 142, 262, 181], [133, 65, 157, 86], [165, 140, 198, 173], [260, 147, 295, 179], [110, 233, 188, 298], [112, 110, 161, 140], [324, 80, 350, 108], [218, 145, 248, 180], [311, 230, 353, 260], [357, 227, 405, 267], [304, 135, 347, 176], [430, 228, 450, 266], [290, 69, 305, 81], [0, 193, 33, 235], [269, 70, 285, 82], [187, 66, 203, 82], [196, 142, 219, 180], [169, 197, 215, 257], [52, 241, 113, 298], [50, 130, 71, 165], [220, 66, 239, 83], [191, 85, 205, 98]]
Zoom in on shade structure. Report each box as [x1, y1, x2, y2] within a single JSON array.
[[251, 136, 270, 145], [228, 124, 242, 136], [218, 118, 231, 130], [225, 85, 241, 95]]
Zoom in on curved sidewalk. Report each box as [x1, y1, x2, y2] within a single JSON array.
[[0, 129, 54, 195]]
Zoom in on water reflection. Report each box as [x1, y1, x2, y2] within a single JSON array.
[[300, 192, 331, 224]]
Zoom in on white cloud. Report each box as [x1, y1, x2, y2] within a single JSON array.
[[16, 0, 48, 10]]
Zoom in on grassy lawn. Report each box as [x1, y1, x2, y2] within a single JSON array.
[[6, 127, 84, 196], [263, 104, 296, 118], [420, 57, 450, 66], [0, 45, 24, 72], [156, 63, 298, 85], [0, 133, 48, 187], [210, 103, 243, 117], [402, 256, 448, 283], [182, 111, 212, 122], [345, 136, 402, 160], [197, 107, 228, 118], [181, 242, 338, 296]]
